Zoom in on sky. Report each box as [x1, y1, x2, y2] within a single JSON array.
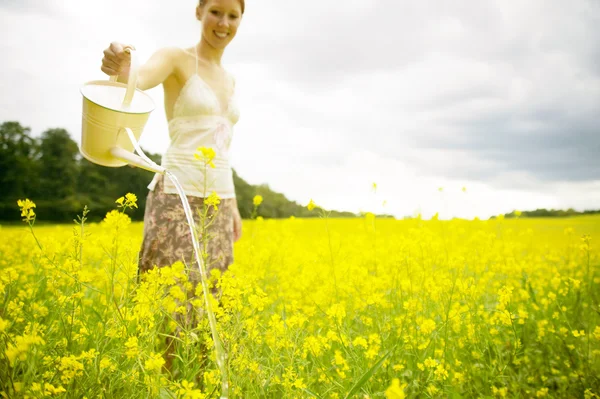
[[1, 0, 599, 219]]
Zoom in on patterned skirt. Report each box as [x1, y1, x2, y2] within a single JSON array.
[[138, 174, 235, 287]]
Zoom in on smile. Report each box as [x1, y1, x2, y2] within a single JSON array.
[[214, 31, 229, 39]]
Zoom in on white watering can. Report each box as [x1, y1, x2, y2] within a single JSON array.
[[79, 48, 165, 174]]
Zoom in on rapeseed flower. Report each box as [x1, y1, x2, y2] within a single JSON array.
[[194, 146, 216, 168], [116, 192, 138, 209], [144, 352, 165, 372], [102, 209, 131, 229], [384, 378, 407, 399], [17, 198, 36, 222], [1, 193, 598, 397], [206, 191, 221, 211]]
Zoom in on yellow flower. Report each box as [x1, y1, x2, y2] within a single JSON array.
[[116, 193, 138, 209], [58, 355, 84, 384], [144, 352, 165, 372], [498, 286, 513, 309], [326, 303, 346, 324], [454, 372, 464, 383], [307, 199, 317, 211], [253, 195, 263, 206], [419, 318, 436, 335], [384, 378, 407, 399], [100, 357, 116, 372], [536, 387, 549, 397], [206, 191, 221, 211], [5, 333, 45, 366], [102, 210, 131, 230], [292, 378, 306, 389], [125, 336, 139, 359], [194, 146, 216, 168], [426, 385, 439, 396], [17, 198, 36, 222], [44, 384, 66, 396], [352, 336, 368, 349], [434, 364, 449, 380]]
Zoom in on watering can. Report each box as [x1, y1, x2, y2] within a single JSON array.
[[79, 48, 165, 174]]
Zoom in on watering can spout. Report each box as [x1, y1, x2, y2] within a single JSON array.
[[110, 127, 166, 174], [111, 146, 166, 174]]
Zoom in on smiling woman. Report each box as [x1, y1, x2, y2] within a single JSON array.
[[99, 0, 246, 372]]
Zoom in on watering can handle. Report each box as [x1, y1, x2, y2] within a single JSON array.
[[108, 47, 138, 108]]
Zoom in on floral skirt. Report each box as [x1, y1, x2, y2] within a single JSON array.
[[138, 174, 235, 287]]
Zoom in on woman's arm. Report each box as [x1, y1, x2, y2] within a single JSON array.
[[101, 42, 179, 91]]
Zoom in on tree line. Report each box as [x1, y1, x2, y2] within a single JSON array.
[[0, 121, 360, 223], [2, 121, 595, 223]]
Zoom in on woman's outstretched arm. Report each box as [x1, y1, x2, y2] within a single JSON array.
[[101, 42, 178, 90]]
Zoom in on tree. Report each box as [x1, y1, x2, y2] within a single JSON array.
[[37, 128, 79, 199], [0, 121, 39, 201]]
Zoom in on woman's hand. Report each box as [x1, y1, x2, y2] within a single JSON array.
[[101, 42, 135, 78], [233, 208, 242, 242]]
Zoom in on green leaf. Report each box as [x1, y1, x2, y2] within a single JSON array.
[[302, 388, 323, 398], [344, 348, 394, 399]]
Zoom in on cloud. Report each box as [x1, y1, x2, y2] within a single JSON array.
[[1, 0, 598, 218]]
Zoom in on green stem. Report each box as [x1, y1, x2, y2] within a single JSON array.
[[323, 212, 338, 300]]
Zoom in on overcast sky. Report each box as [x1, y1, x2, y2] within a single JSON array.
[[1, 0, 599, 219]]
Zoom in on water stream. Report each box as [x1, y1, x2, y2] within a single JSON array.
[[165, 171, 229, 399], [123, 129, 229, 398]]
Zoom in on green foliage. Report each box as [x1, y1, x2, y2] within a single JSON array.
[[502, 208, 600, 218], [37, 128, 79, 199], [0, 121, 360, 222], [0, 121, 39, 200], [232, 169, 357, 219]]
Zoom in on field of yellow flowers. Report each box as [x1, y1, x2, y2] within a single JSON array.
[[1, 197, 599, 398]]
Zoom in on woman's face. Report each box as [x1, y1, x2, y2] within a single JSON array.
[[197, 0, 243, 50]]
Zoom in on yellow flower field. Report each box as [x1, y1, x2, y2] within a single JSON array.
[[0, 199, 599, 398]]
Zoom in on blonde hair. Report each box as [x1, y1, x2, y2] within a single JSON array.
[[199, 0, 245, 14]]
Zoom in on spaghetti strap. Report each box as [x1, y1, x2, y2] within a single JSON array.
[[179, 46, 198, 75]]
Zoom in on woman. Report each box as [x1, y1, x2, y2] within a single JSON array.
[[100, 0, 245, 289]]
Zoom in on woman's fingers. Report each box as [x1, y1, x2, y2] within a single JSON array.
[[101, 42, 134, 76], [102, 56, 121, 72], [233, 215, 242, 242], [101, 65, 118, 76]]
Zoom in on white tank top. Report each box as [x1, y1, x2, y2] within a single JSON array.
[[147, 47, 240, 198]]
